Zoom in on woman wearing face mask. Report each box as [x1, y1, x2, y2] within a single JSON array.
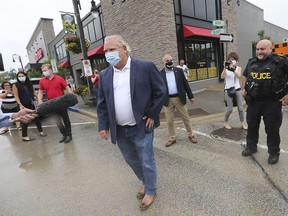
[[0, 81, 21, 134], [12, 71, 46, 141], [221, 52, 247, 130]]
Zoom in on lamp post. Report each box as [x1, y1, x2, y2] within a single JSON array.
[[71, 0, 97, 94], [12, 54, 24, 71], [71, 0, 88, 61], [90, 0, 104, 42]]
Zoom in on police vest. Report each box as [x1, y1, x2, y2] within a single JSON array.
[[246, 55, 287, 99]]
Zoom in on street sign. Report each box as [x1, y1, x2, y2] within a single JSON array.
[[82, 60, 92, 76], [51, 59, 58, 73], [212, 20, 225, 27], [220, 33, 234, 42], [211, 28, 226, 36]]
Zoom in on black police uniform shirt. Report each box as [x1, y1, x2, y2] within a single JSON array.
[[243, 54, 288, 99]]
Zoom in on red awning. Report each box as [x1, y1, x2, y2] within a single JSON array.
[[80, 45, 104, 59], [58, 60, 70, 68], [183, 25, 220, 38]]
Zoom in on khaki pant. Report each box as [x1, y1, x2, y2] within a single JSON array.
[[164, 97, 193, 140]]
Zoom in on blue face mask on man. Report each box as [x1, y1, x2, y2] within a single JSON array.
[[43, 71, 50, 77], [105, 51, 121, 66]]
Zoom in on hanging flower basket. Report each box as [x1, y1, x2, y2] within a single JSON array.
[[64, 36, 91, 54]]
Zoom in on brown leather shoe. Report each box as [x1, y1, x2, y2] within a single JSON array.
[[165, 139, 176, 147], [140, 194, 156, 210], [189, 135, 198, 143], [136, 185, 145, 199]]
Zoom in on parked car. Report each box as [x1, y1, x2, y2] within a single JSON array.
[[30, 77, 47, 102]]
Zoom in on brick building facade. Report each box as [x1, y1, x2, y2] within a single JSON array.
[[101, 0, 178, 69]]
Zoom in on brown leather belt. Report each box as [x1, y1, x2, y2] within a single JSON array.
[[169, 94, 179, 98]]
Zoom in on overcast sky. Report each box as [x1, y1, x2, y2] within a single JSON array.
[[0, 0, 287, 72]]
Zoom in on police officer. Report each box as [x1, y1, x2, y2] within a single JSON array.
[[241, 39, 288, 164]]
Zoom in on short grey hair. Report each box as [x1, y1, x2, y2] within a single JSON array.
[[104, 35, 131, 53]]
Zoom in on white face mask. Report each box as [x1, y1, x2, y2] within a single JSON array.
[[43, 71, 50, 77], [18, 76, 26, 82]]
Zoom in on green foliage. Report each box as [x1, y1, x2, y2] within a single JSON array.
[[64, 36, 90, 54], [252, 30, 272, 45], [28, 68, 43, 78], [57, 67, 71, 79], [0, 71, 16, 82], [73, 84, 89, 97]]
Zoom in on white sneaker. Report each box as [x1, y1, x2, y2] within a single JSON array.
[[223, 123, 232, 129], [241, 122, 248, 130]]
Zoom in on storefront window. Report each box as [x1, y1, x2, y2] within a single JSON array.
[[55, 39, 67, 61], [194, 0, 206, 20], [180, 0, 217, 21], [206, 0, 217, 20], [88, 22, 96, 43], [181, 0, 195, 17], [185, 41, 217, 82]]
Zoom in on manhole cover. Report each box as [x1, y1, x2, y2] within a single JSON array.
[[211, 127, 247, 141]]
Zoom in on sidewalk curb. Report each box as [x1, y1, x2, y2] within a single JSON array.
[[68, 86, 232, 124], [68, 106, 228, 125], [68, 106, 97, 120]]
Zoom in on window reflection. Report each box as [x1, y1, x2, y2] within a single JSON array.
[[180, 0, 216, 21], [184, 41, 217, 81], [55, 39, 67, 61]]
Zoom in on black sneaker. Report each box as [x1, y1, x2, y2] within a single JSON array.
[[268, 154, 279, 164], [242, 148, 257, 157]]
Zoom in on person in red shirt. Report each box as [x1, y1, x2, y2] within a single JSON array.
[[91, 69, 100, 102], [38, 64, 73, 143]]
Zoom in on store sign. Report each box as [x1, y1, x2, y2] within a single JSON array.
[[35, 48, 44, 63], [51, 59, 58, 73]]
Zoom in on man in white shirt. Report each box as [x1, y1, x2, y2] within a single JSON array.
[[177, 59, 189, 79], [97, 35, 166, 210], [160, 54, 198, 147]]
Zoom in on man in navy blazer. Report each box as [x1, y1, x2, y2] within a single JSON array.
[[160, 54, 198, 147], [97, 35, 166, 210]]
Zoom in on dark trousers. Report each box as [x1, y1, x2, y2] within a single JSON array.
[[54, 109, 72, 137], [21, 103, 43, 137], [246, 100, 282, 155]]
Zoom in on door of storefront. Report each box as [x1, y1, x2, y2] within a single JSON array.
[[185, 40, 218, 82]]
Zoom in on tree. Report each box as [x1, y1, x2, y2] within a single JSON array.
[[252, 30, 271, 46], [251, 30, 272, 56]]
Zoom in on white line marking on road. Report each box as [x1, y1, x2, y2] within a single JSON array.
[[10, 122, 97, 130], [177, 127, 287, 154]]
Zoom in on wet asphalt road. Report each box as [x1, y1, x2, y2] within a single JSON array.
[[1, 109, 288, 216]]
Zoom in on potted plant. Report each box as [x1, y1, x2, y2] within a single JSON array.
[[64, 36, 90, 54], [73, 84, 89, 97]]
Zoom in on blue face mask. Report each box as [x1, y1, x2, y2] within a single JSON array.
[[18, 76, 26, 82], [105, 51, 121, 66], [43, 71, 50, 77]]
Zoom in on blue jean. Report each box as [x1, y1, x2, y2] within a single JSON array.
[[93, 86, 98, 101], [116, 125, 157, 195]]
